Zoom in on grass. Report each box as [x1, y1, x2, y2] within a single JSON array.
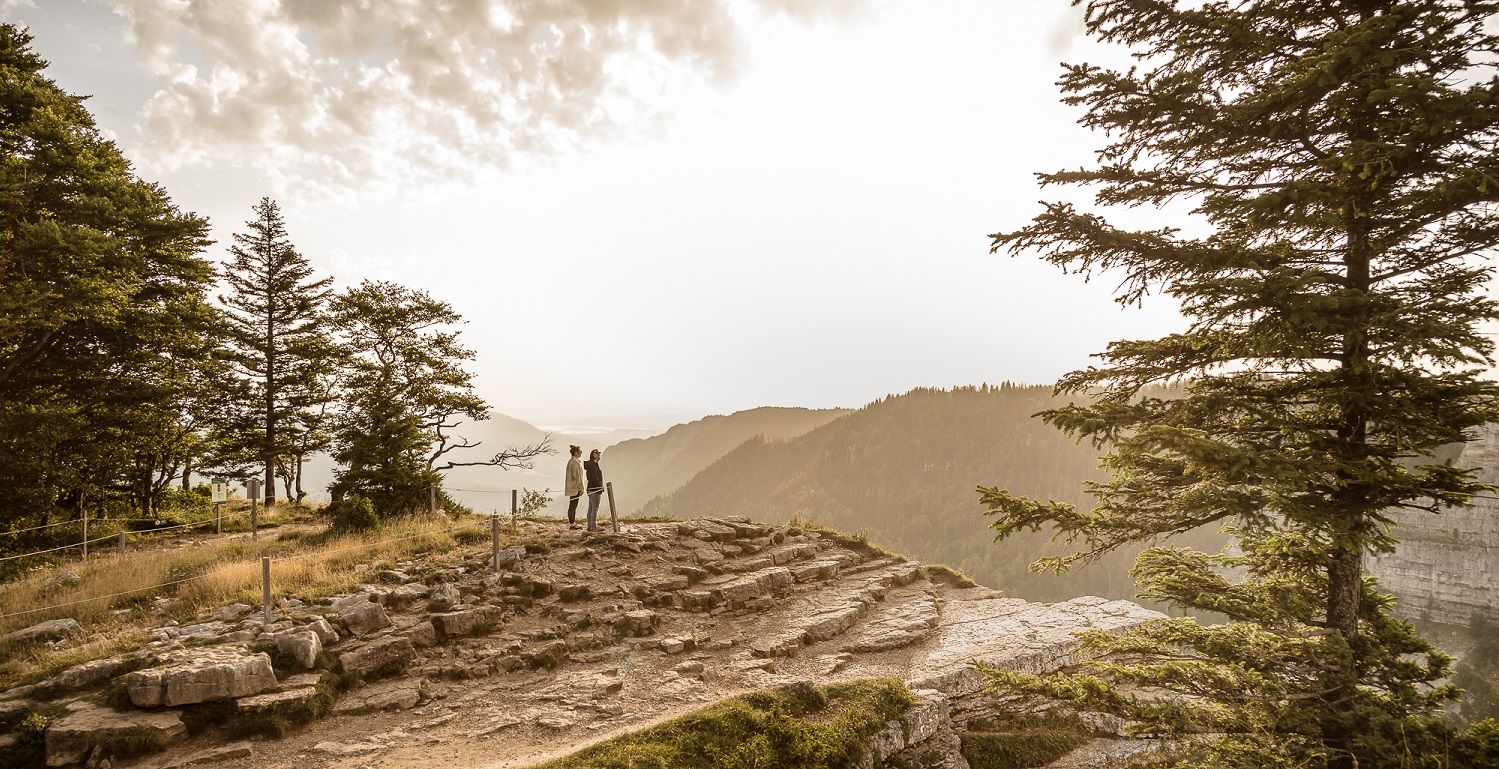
[[927, 564, 979, 589], [786, 515, 907, 563], [0, 511, 537, 689], [534, 678, 917, 769]]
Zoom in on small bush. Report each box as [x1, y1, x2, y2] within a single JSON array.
[[328, 496, 378, 532]]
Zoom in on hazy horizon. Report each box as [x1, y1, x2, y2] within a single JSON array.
[[3, 0, 1189, 431]]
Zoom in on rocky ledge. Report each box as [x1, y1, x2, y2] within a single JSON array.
[[0, 518, 1165, 769]]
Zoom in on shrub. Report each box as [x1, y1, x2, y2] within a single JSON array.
[[328, 496, 378, 532]]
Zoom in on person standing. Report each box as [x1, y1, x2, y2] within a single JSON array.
[[565, 445, 585, 530], [584, 449, 605, 532]]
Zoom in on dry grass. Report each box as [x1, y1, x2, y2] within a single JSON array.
[[0, 510, 503, 688]]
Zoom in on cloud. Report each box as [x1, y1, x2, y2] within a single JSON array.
[[106, 0, 867, 196], [1042, 0, 1086, 60]]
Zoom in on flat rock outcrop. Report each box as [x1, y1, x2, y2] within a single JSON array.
[[121, 648, 277, 707], [2, 516, 1165, 768]]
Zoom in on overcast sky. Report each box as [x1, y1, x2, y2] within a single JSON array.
[[4, 0, 1186, 432]]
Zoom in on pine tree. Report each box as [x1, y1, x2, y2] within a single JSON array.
[[979, 2, 1499, 767], [219, 198, 332, 506]]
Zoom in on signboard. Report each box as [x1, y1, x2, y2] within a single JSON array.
[[211, 478, 228, 504], [246, 478, 262, 501]]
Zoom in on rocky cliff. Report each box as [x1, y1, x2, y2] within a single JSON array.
[[1368, 424, 1499, 626], [0, 518, 1164, 769]]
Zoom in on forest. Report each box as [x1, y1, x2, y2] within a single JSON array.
[[0, 25, 540, 558], [646, 384, 1226, 603]]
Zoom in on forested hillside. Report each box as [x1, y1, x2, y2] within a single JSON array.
[[602, 407, 850, 511], [646, 384, 1226, 603]]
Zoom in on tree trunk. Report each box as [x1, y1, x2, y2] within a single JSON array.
[[295, 453, 305, 503], [1324, 120, 1375, 769], [181, 459, 192, 491]]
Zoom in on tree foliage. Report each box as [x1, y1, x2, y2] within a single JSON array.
[[980, 2, 1499, 767], [327, 281, 548, 520], [218, 197, 333, 506], [0, 24, 216, 527]]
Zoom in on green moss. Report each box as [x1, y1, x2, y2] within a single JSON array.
[[959, 713, 1090, 769], [535, 678, 916, 769]]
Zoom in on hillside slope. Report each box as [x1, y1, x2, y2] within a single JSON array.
[[600, 407, 850, 511], [646, 384, 1225, 603]]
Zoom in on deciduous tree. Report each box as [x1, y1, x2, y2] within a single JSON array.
[[328, 281, 548, 518]]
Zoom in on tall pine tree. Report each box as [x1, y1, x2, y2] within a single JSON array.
[[980, 2, 1499, 767], [220, 198, 332, 506]]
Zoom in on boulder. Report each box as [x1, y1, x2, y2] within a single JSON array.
[[44, 703, 186, 767], [337, 636, 414, 677], [489, 546, 526, 570], [122, 649, 277, 707], [338, 601, 391, 637], [427, 582, 461, 612], [615, 609, 659, 637], [303, 616, 339, 645], [49, 657, 129, 692], [2, 618, 83, 646], [431, 606, 503, 639], [273, 629, 323, 669], [235, 686, 323, 720]]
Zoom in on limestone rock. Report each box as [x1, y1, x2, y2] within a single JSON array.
[[44, 703, 186, 767], [273, 629, 322, 669], [337, 600, 391, 637], [431, 606, 503, 639], [122, 649, 277, 707], [333, 679, 428, 715], [427, 582, 461, 612], [235, 686, 322, 719], [303, 617, 339, 645], [2, 618, 83, 646], [152, 743, 254, 768], [337, 636, 414, 677], [49, 657, 128, 692], [489, 546, 526, 570]]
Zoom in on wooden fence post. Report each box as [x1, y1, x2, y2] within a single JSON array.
[[251, 498, 258, 541], [81, 509, 88, 561], [511, 489, 518, 531], [215, 502, 222, 535], [261, 557, 272, 624], [606, 482, 618, 533], [430, 484, 437, 515], [117, 531, 125, 557]]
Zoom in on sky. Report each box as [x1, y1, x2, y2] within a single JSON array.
[[2, 0, 1187, 432]]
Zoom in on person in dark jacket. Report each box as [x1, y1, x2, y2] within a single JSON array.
[[584, 449, 605, 532]]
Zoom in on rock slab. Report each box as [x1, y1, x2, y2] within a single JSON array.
[[44, 703, 186, 767], [122, 649, 277, 707]]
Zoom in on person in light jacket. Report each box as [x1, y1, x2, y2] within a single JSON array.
[[584, 449, 605, 532], [565, 445, 585, 530]]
